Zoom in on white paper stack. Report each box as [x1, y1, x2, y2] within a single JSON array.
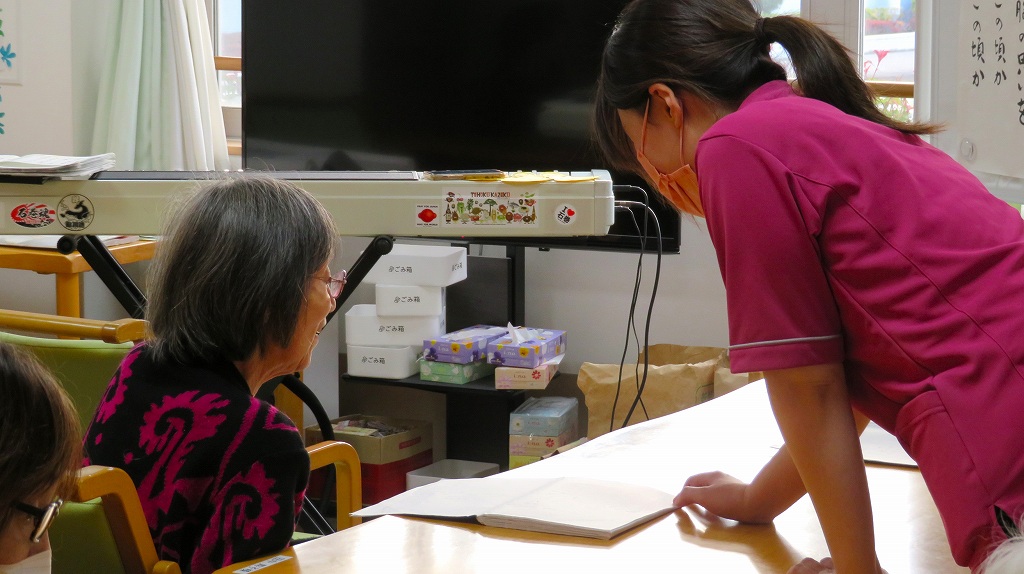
[[0, 153, 116, 178]]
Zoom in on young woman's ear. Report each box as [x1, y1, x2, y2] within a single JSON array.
[[647, 83, 685, 129]]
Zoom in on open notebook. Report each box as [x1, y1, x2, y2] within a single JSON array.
[[353, 475, 676, 540]]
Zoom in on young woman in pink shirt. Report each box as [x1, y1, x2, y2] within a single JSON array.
[[594, 1, 1024, 572]]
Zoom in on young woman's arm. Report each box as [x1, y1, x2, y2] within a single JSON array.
[[763, 363, 882, 574]]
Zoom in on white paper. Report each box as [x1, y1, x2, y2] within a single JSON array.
[[353, 475, 676, 539]]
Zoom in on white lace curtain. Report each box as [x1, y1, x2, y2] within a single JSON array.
[[91, 0, 229, 171]]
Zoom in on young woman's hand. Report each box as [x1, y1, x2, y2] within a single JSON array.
[[788, 557, 887, 574], [789, 557, 835, 573], [673, 471, 774, 524]]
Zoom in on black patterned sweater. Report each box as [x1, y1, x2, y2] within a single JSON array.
[[83, 344, 310, 574]]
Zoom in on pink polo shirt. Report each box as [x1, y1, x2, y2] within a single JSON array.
[[696, 80, 1024, 569]]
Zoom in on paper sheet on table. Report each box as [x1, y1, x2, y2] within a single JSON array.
[[353, 475, 676, 540]]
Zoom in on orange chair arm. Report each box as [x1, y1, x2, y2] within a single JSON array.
[[0, 309, 146, 343], [75, 466, 163, 574], [306, 441, 362, 529]]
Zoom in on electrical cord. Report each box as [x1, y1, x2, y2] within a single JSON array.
[[611, 193, 651, 430], [611, 188, 664, 431]]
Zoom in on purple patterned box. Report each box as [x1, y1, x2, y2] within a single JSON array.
[[487, 328, 567, 368], [422, 325, 508, 364]]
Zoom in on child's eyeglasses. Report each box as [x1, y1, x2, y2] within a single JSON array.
[[13, 498, 63, 543], [322, 269, 347, 299]]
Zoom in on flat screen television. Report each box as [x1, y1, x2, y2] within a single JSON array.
[[242, 0, 680, 253]]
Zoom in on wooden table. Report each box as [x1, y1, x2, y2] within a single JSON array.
[[215, 382, 968, 574], [0, 239, 157, 317]]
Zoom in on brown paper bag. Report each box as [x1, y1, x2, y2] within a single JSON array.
[[577, 345, 750, 439]]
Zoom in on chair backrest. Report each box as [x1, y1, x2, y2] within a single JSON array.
[[0, 310, 141, 429], [50, 466, 182, 574], [0, 311, 161, 573]]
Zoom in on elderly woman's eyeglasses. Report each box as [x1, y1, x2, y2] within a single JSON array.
[[13, 499, 63, 543], [321, 269, 347, 299]]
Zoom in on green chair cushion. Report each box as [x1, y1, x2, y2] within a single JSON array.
[[49, 500, 127, 574], [0, 331, 133, 429]]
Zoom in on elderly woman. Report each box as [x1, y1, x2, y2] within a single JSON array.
[[0, 341, 81, 572], [83, 177, 343, 574]]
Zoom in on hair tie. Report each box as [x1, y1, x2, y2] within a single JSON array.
[[753, 17, 770, 47]]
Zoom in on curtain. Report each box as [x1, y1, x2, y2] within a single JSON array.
[[91, 0, 229, 171]]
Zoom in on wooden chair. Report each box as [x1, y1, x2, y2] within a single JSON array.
[[0, 309, 361, 572]]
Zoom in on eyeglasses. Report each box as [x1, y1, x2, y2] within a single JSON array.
[[321, 269, 347, 299], [13, 499, 63, 543]]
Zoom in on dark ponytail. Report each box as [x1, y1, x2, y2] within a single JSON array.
[[594, 0, 938, 175]]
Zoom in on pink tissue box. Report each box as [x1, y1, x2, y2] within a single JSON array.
[[495, 354, 563, 389]]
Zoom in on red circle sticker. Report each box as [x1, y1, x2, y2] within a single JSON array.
[[10, 203, 56, 228]]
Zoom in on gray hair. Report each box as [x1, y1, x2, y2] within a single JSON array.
[[146, 176, 338, 364]]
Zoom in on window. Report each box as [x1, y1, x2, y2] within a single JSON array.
[[215, 0, 242, 108], [862, 0, 916, 121]]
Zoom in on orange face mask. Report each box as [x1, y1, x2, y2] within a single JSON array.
[[635, 100, 704, 218]]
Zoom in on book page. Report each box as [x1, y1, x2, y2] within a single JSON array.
[[354, 476, 675, 539], [478, 477, 675, 539]]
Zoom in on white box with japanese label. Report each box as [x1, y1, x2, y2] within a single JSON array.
[[363, 244, 468, 287], [346, 344, 421, 379], [345, 304, 446, 347], [375, 285, 446, 316]]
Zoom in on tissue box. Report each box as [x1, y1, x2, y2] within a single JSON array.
[[406, 459, 499, 490], [509, 396, 578, 436], [495, 354, 563, 389], [508, 424, 578, 457], [346, 344, 420, 379], [487, 329, 566, 368], [375, 285, 445, 317], [423, 325, 508, 364], [345, 304, 445, 347], [364, 244, 468, 287], [509, 455, 541, 469], [419, 360, 496, 384]]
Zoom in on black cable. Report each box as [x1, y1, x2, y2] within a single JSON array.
[[612, 199, 663, 429], [610, 196, 652, 432], [622, 206, 651, 422]]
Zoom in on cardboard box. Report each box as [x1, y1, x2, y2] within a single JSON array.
[[305, 415, 433, 504], [364, 244, 468, 287], [375, 284, 445, 317], [495, 354, 563, 389], [406, 459, 499, 490], [345, 304, 446, 347], [419, 360, 495, 384], [346, 344, 421, 379], [509, 396, 578, 436], [423, 324, 508, 364], [487, 328, 567, 368], [508, 423, 579, 457]]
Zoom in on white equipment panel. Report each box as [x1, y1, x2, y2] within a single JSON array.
[[0, 170, 615, 237]]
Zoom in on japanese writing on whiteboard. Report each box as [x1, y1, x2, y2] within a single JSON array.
[[957, 2, 1024, 178]]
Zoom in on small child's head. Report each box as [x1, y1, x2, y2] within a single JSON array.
[[0, 341, 81, 565], [980, 519, 1024, 574]]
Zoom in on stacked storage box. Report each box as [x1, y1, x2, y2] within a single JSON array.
[[508, 396, 579, 469], [345, 245, 466, 379], [420, 325, 508, 384]]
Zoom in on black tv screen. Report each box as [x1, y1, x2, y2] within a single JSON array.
[[242, 0, 680, 253]]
